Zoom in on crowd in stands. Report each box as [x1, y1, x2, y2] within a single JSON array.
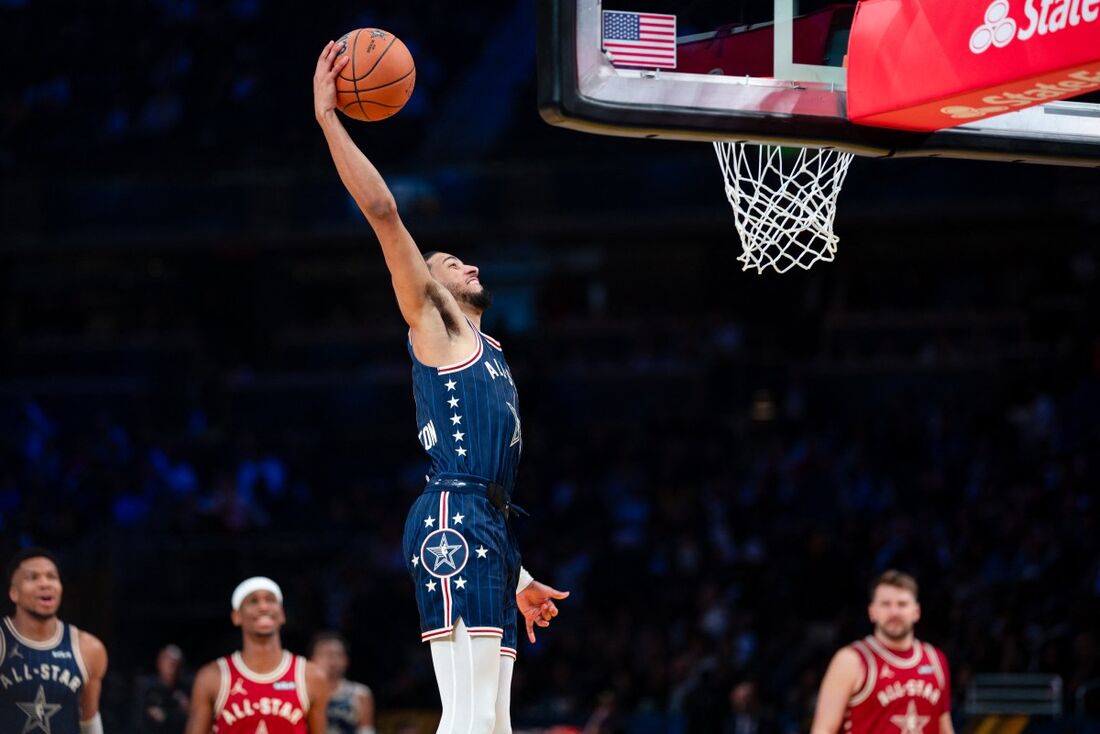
[[3, 230, 1099, 732], [4, 3, 1100, 733]]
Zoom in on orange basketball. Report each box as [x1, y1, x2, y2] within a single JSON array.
[[334, 28, 416, 122]]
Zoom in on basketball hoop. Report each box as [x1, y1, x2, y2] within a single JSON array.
[[713, 142, 853, 274]]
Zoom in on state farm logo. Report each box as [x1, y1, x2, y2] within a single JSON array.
[[970, 0, 1016, 52], [970, 0, 1100, 54]]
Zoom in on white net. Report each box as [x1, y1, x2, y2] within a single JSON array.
[[713, 142, 854, 274]]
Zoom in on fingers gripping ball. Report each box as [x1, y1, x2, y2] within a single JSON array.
[[334, 29, 416, 121]]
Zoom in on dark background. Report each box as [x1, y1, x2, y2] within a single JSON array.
[[2, 1, 1100, 732]]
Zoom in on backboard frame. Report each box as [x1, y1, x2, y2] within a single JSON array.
[[537, 0, 1100, 166]]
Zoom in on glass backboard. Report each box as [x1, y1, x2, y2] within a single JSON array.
[[538, 0, 1100, 165]]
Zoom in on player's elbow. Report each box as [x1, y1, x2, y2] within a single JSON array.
[[362, 194, 398, 221]]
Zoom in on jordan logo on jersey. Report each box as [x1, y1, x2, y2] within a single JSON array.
[[17, 684, 62, 734], [230, 678, 248, 697]]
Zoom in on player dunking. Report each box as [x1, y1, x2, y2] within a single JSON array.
[[810, 571, 954, 734], [310, 631, 375, 734], [184, 577, 330, 734], [1, 547, 109, 734], [313, 40, 569, 734]]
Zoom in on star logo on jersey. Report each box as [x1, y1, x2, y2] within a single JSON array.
[[420, 528, 469, 579], [255, 721, 270, 734], [17, 685, 62, 734], [447, 396, 460, 408], [506, 401, 522, 448], [444, 379, 457, 391], [230, 678, 249, 697], [890, 701, 930, 734]]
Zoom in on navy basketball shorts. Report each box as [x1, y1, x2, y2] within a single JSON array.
[[403, 488, 522, 658]]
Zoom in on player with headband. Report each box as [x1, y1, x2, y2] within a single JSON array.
[[184, 576, 330, 734]]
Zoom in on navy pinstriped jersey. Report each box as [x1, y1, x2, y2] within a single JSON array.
[[325, 680, 370, 734], [410, 319, 522, 493], [0, 617, 86, 734]]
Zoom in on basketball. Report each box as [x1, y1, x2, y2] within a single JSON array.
[[334, 28, 416, 122]]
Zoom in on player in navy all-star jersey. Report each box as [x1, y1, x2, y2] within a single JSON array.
[[314, 40, 570, 734], [1, 547, 109, 734], [310, 632, 374, 734]]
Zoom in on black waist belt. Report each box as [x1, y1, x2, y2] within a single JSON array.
[[423, 476, 529, 518]]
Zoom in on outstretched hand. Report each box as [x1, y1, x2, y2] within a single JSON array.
[[313, 40, 350, 121], [517, 580, 570, 643]]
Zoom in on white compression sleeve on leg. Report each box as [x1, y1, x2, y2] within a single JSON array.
[[430, 619, 503, 734], [80, 714, 104, 734], [491, 654, 515, 734]]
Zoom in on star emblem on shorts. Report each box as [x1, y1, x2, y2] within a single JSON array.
[[450, 414, 462, 426], [890, 701, 930, 734], [453, 430, 464, 442], [425, 580, 437, 593], [456, 447, 467, 457], [452, 512, 464, 525], [447, 396, 460, 408], [476, 546, 488, 558], [17, 685, 61, 734], [424, 515, 435, 528], [444, 379, 457, 391], [411, 554, 419, 567], [455, 577, 467, 590], [426, 535, 463, 571]]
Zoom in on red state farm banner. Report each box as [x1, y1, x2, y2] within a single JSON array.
[[846, 0, 1100, 131]]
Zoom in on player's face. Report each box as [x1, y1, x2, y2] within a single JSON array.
[[232, 590, 285, 637], [868, 585, 920, 641], [427, 252, 492, 312], [311, 639, 349, 679], [8, 557, 63, 621]]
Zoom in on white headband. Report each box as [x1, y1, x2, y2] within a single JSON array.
[[231, 576, 283, 610]]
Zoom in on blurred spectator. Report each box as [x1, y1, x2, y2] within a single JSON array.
[[135, 645, 190, 734]]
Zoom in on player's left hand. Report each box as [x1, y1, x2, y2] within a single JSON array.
[[517, 580, 569, 643]]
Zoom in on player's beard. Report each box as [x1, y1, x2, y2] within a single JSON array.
[[462, 285, 493, 312], [877, 620, 914, 641], [26, 607, 57, 622]]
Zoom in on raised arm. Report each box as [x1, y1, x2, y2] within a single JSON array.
[[312, 40, 453, 334], [810, 647, 864, 734]]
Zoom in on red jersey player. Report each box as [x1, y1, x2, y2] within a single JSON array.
[[184, 577, 329, 734], [810, 571, 954, 734]]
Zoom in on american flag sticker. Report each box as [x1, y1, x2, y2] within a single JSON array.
[[602, 10, 677, 69]]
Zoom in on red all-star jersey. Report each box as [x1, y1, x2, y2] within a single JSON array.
[[213, 651, 310, 734], [845, 636, 951, 734]]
